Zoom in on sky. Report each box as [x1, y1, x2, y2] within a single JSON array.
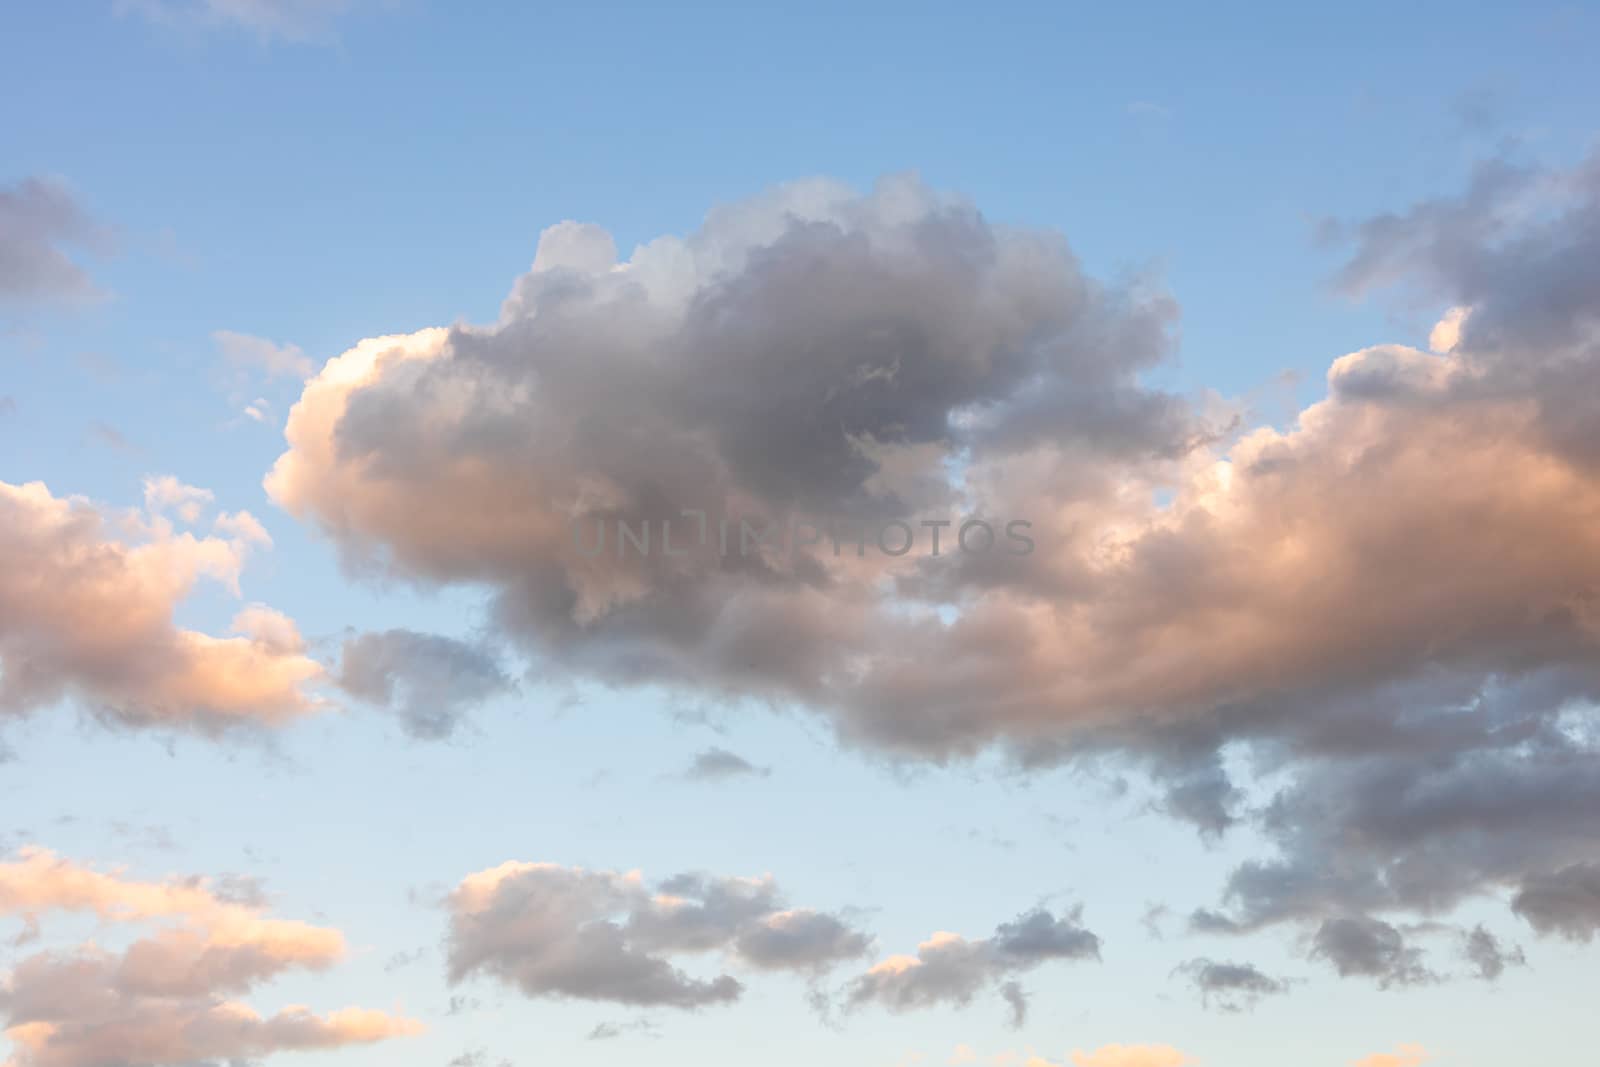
[[3, 3, 1600, 1067]]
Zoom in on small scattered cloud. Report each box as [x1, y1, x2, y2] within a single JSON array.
[[213, 328, 315, 379], [586, 1018, 660, 1041], [1460, 924, 1525, 981], [1311, 917, 1437, 989], [445, 862, 869, 1009], [87, 420, 137, 452], [1173, 958, 1292, 1012], [1071, 1045, 1191, 1067], [847, 906, 1101, 1023], [115, 0, 366, 43], [446, 1048, 513, 1067], [338, 629, 514, 740], [0, 176, 113, 307], [383, 946, 428, 973], [1353, 1044, 1431, 1067], [683, 746, 770, 782], [143, 474, 215, 523]]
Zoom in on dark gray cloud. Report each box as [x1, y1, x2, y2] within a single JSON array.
[[0, 177, 109, 306], [1185, 675, 1600, 963], [1173, 958, 1291, 1013], [844, 905, 1099, 1023], [1512, 863, 1600, 942], [733, 908, 871, 973], [990, 906, 1104, 963], [338, 629, 513, 740], [683, 746, 770, 782], [1153, 757, 1241, 839], [1310, 917, 1435, 989], [445, 862, 867, 1010]]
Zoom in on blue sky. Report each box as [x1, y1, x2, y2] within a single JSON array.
[[4, 4, 1600, 1067]]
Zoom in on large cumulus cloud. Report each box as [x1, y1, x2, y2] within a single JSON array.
[[264, 175, 1199, 750], [1172, 151, 1600, 958], [268, 165, 1600, 968]]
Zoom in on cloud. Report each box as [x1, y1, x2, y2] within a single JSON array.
[[1459, 924, 1525, 980], [997, 980, 1028, 1027], [1173, 958, 1291, 1012], [1310, 917, 1435, 988], [0, 478, 323, 732], [846, 906, 1100, 1022], [1071, 1046, 1191, 1067], [86, 421, 136, 452], [1153, 760, 1241, 839], [214, 329, 316, 380], [143, 475, 215, 524], [0, 177, 110, 306], [446, 1048, 514, 1067], [3, 1001, 422, 1067], [244, 396, 274, 423], [1352, 1044, 1431, 1067], [444, 861, 868, 1008], [1144, 153, 1600, 960], [116, 0, 362, 42], [586, 1017, 659, 1041], [683, 746, 770, 782], [0, 847, 421, 1067], [337, 629, 513, 740], [735, 908, 871, 973], [1512, 863, 1600, 941], [0, 847, 322, 939], [264, 175, 1197, 760], [266, 166, 1600, 965], [1329, 153, 1600, 356]]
